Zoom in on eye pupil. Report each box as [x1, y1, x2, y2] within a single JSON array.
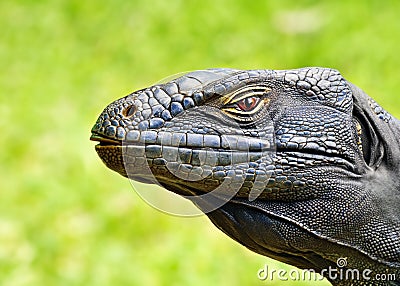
[[245, 98, 252, 108]]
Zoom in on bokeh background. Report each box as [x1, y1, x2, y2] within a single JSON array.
[[2, 1, 400, 285]]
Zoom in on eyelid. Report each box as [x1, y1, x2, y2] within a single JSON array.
[[222, 85, 271, 105]]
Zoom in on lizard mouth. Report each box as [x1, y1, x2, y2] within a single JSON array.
[[90, 132, 356, 175], [90, 134, 122, 146]]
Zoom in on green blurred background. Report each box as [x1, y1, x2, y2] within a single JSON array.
[[2, 0, 400, 285]]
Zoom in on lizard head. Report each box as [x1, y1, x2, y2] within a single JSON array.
[[91, 68, 365, 197], [91, 68, 400, 282]]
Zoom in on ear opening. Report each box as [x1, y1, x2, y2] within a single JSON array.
[[349, 83, 385, 168]]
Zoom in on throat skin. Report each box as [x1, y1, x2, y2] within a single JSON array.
[[91, 68, 400, 285]]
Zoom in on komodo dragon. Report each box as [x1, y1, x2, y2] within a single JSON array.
[[91, 68, 400, 285]]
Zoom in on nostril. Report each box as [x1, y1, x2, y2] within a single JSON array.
[[123, 105, 137, 118]]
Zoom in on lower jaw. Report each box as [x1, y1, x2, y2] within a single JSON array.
[[94, 146, 360, 203]]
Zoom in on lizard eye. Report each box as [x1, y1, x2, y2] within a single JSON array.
[[237, 96, 260, 112], [221, 85, 271, 122]]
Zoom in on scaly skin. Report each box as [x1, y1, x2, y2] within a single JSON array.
[[91, 68, 400, 285]]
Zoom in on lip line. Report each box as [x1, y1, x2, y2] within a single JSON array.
[[90, 134, 121, 145], [91, 132, 275, 153]]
